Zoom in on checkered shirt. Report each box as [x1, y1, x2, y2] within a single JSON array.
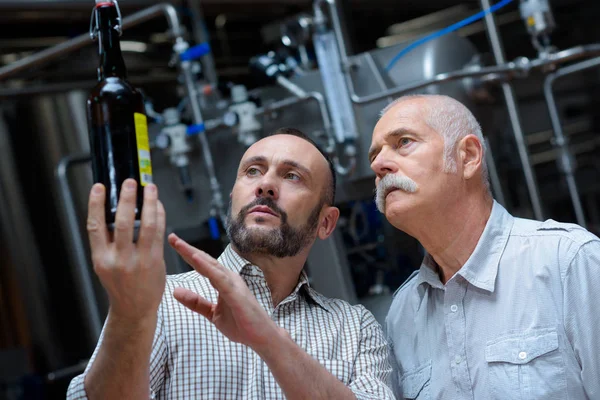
[[66, 244, 394, 399]]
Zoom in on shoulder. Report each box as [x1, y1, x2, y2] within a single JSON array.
[[392, 269, 420, 299], [512, 217, 598, 244], [307, 289, 382, 329], [510, 217, 599, 260]]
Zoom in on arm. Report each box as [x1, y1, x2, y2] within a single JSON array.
[[67, 309, 167, 400], [563, 240, 600, 399], [83, 314, 157, 399], [386, 335, 402, 399], [255, 327, 357, 399], [384, 312, 402, 399], [346, 310, 395, 400], [68, 180, 167, 399], [168, 234, 375, 400]]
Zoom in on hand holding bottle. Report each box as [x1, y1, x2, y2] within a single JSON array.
[[86, 179, 166, 321]]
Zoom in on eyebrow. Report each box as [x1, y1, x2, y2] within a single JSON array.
[[240, 155, 311, 176], [239, 155, 267, 171], [281, 159, 311, 176], [368, 127, 420, 163]]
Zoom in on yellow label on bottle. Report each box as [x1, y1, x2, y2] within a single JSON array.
[[527, 16, 535, 27], [134, 112, 153, 186]]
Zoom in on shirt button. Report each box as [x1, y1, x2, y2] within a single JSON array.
[[518, 351, 527, 360], [454, 355, 462, 364], [450, 304, 458, 312]]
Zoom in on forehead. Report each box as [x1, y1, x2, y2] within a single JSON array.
[[241, 134, 327, 172], [373, 99, 430, 140]]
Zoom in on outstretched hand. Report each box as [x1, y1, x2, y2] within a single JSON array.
[[168, 233, 280, 351], [87, 180, 166, 322]]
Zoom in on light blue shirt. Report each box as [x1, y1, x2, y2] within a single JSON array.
[[386, 200, 600, 400]]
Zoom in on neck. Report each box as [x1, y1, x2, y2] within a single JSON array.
[[96, 4, 127, 80], [410, 194, 493, 284], [231, 245, 310, 306]]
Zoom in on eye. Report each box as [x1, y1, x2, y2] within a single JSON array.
[[399, 137, 413, 147], [285, 172, 300, 180], [247, 167, 261, 176]]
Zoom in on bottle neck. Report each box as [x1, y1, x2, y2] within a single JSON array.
[[96, 3, 127, 80]]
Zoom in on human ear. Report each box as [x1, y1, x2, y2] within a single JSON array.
[[458, 135, 484, 180], [317, 206, 340, 239]]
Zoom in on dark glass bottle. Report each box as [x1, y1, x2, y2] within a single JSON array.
[[87, 1, 152, 233]]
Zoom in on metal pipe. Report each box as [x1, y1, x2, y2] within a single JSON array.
[[175, 38, 226, 227], [276, 75, 309, 99], [0, 2, 183, 82], [480, 0, 544, 221], [363, 52, 393, 103], [47, 360, 89, 383], [0, 75, 178, 98], [185, 0, 218, 85], [484, 137, 507, 207], [313, 0, 349, 62], [55, 153, 104, 344], [312, 0, 360, 146], [542, 56, 600, 227], [529, 43, 600, 69], [353, 62, 527, 104]]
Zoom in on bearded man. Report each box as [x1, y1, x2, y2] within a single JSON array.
[[67, 127, 394, 400]]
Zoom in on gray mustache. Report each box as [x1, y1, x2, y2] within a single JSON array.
[[375, 174, 418, 213]]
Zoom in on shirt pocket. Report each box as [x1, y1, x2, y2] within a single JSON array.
[[485, 327, 567, 400], [319, 359, 353, 385], [400, 362, 431, 400]]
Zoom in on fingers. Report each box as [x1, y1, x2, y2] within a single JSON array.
[[149, 200, 167, 262], [87, 183, 109, 256], [168, 234, 232, 294], [173, 287, 214, 319], [114, 179, 138, 249], [155, 200, 166, 248], [137, 183, 158, 249]]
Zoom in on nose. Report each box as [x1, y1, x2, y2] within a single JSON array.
[[255, 174, 279, 200], [370, 147, 398, 181]]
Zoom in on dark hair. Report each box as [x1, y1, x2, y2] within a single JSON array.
[[268, 127, 336, 205]]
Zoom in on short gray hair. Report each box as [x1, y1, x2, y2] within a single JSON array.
[[379, 94, 490, 192]]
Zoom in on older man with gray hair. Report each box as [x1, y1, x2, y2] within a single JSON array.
[[369, 94, 600, 399]]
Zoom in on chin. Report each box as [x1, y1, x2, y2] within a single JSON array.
[[384, 201, 417, 229], [245, 222, 276, 231], [245, 214, 278, 226]]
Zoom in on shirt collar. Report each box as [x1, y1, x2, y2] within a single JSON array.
[[217, 244, 251, 274], [218, 245, 330, 312], [416, 200, 514, 295]]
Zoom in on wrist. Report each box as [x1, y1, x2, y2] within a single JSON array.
[[253, 325, 292, 360], [107, 309, 158, 332]]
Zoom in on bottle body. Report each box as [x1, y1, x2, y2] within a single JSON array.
[[87, 1, 152, 231], [87, 78, 152, 229]]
